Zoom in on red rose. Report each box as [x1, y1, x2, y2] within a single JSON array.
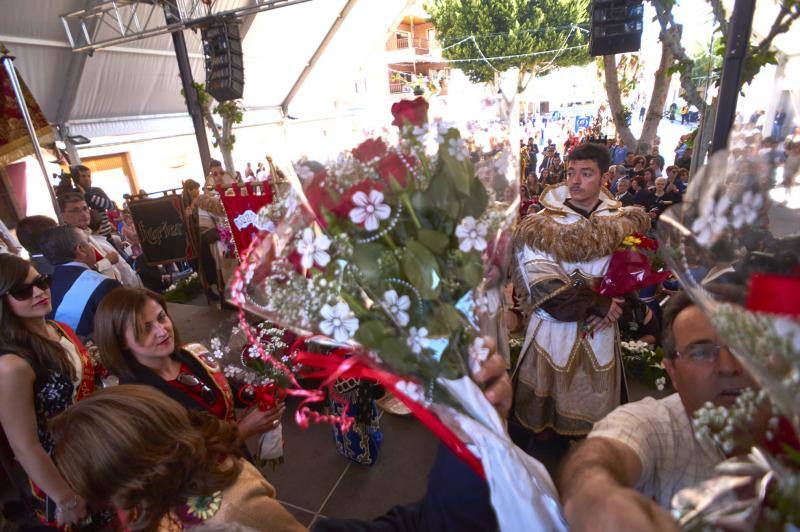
[[352, 137, 388, 163], [391, 97, 429, 128], [303, 171, 336, 227], [376, 151, 415, 188], [333, 180, 384, 218]]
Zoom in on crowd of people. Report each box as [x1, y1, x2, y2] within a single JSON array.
[[0, 113, 797, 531]]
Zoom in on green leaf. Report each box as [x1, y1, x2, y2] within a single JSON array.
[[428, 303, 465, 336], [351, 242, 386, 284], [462, 178, 489, 218], [425, 171, 460, 219], [402, 240, 440, 299], [379, 337, 416, 373], [417, 229, 450, 254], [459, 257, 484, 288], [355, 320, 391, 348], [440, 138, 472, 196]]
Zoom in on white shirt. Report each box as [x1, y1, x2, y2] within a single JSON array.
[[589, 394, 725, 508], [86, 230, 142, 288]]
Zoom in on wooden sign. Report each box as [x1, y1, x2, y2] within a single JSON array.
[[129, 194, 194, 265]]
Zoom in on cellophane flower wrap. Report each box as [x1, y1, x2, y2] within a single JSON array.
[[656, 133, 800, 530], [229, 95, 565, 531], [596, 233, 671, 297], [208, 319, 300, 469]]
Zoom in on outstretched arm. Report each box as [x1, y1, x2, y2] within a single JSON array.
[[558, 437, 678, 532]]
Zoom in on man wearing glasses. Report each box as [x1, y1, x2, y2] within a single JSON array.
[[557, 289, 759, 531], [38, 225, 121, 340]]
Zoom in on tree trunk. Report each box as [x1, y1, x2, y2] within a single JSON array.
[[638, 40, 674, 152], [221, 115, 236, 178], [602, 55, 637, 149]]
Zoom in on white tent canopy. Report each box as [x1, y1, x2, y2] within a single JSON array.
[[0, 0, 411, 141]]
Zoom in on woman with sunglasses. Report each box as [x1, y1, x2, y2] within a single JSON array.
[[0, 254, 104, 527], [93, 287, 284, 442]]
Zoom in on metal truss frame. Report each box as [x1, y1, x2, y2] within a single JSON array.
[[61, 0, 313, 53]]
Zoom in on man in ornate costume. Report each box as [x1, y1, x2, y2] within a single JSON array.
[[512, 143, 650, 436]]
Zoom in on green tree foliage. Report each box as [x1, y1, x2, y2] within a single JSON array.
[[425, 0, 591, 90]]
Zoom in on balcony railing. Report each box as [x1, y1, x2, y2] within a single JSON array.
[[389, 37, 433, 51]]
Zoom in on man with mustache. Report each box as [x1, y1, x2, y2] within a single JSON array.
[[558, 290, 759, 531], [512, 143, 649, 437]]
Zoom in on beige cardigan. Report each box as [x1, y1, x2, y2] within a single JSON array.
[[158, 459, 307, 531]]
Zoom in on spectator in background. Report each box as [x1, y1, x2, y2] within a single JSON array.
[[665, 165, 686, 193], [16, 216, 58, 275], [675, 147, 693, 171], [610, 139, 628, 165], [633, 176, 654, 211], [649, 146, 665, 170], [615, 177, 635, 206], [649, 176, 681, 222], [244, 162, 255, 180], [71, 165, 116, 238], [648, 157, 663, 178], [39, 225, 121, 340], [772, 109, 787, 140], [120, 212, 142, 258], [58, 192, 141, 288]]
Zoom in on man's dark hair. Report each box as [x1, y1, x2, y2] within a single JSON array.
[[661, 285, 745, 359], [209, 159, 223, 168], [16, 216, 58, 254], [70, 164, 91, 175], [40, 225, 84, 266], [566, 143, 611, 174], [57, 191, 86, 212]]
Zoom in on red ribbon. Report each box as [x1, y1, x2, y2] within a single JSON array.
[[294, 350, 485, 479], [746, 273, 800, 317]]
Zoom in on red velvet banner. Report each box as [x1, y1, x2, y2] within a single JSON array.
[[217, 182, 274, 258]]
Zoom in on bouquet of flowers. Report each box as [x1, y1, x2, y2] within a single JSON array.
[[229, 95, 566, 530], [619, 340, 669, 391], [596, 232, 670, 297], [208, 321, 301, 469], [657, 137, 800, 529]]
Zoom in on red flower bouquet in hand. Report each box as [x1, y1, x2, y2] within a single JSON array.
[[596, 233, 671, 297]]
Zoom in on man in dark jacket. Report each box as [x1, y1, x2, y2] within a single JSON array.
[[72, 164, 117, 237], [15, 215, 58, 275], [39, 225, 120, 340]]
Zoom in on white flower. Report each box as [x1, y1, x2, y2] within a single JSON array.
[[319, 302, 359, 343], [474, 294, 489, 314], [210, 337, 221, 352], [349, 190, 391, 231], [382, 290, 411, 327], [411, 124, 429, 144], [691, 196, 731, 246], [447, 137, 467, 161], [296, 228, 331, 270], [655, 376, 666, 391], [469, 337, 490, 374], [407, 326, 430, 354], [455, 216, 488, 253], [394, 379, 427, 405], [731, 191, 763, 229]]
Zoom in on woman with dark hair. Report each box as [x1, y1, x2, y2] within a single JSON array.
[[0, 254, 100, 527], [51, 384, 305, 531], [93, 287, 283, 440]]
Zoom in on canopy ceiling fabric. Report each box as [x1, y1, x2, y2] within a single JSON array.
[[0, 0, 411, 141]]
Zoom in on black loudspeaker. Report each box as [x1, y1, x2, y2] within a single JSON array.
[[202, 19, 244, 101], [589, 0, 644, 57]]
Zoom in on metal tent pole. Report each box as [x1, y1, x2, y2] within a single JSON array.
[[710, 0, 756, 153], [1, 51, 62, 222]]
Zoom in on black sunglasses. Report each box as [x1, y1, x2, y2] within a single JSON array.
[[7, 275, 52, 300], [176, 372, 217, 405]]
